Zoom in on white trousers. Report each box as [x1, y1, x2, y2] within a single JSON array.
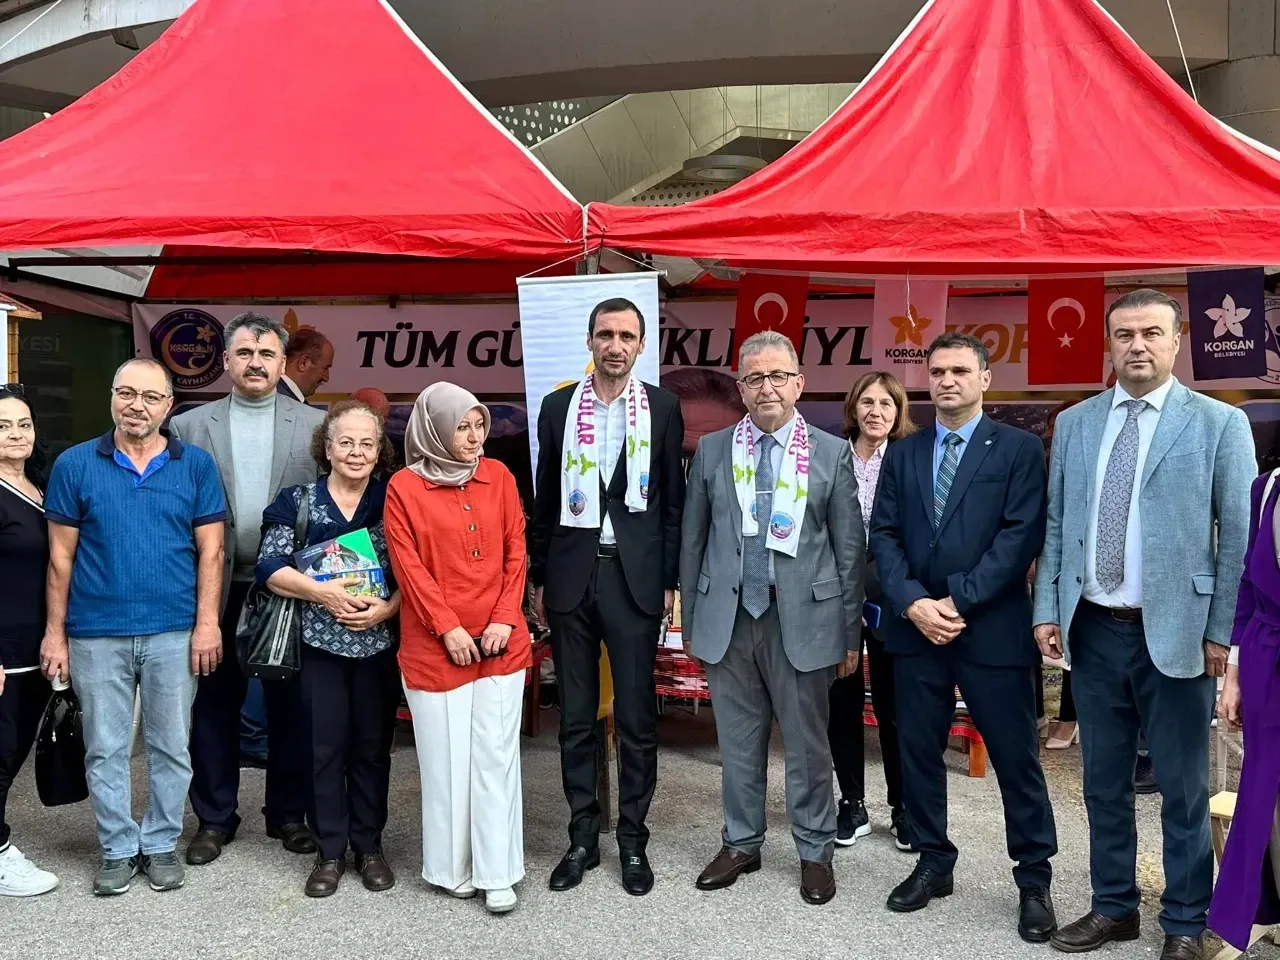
[[404, 671, 525, 891]]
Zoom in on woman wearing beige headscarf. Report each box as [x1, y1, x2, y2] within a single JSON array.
[[384, 382, 532, 914]]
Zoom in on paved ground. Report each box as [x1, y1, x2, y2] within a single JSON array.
[[2, 701, 1273, 960]]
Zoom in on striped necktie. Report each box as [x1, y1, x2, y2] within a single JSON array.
[[934, 433, 963, 527]]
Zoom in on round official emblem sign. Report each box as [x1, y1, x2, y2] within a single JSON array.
[[769, 512, 795, 541], [150, 309, 225, 390], [568, 490, 588, 517]]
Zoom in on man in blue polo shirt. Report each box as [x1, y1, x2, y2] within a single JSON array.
[[40, 358, 225, 897]]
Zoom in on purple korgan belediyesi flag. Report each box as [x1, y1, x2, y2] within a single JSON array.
[[1186, 267, 1268, 381]]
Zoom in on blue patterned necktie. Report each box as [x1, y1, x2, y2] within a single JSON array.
[[933, 433, 963, 527], [741, 435, 777, 619], [1095, 399, 1147, 594]]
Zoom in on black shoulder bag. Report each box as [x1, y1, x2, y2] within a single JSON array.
[[236, 486, 311, 681]]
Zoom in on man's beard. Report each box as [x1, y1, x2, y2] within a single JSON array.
[[115, 417, 157, 439]]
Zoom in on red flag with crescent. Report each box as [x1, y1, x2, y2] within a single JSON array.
[[733, 272, 809, 370], [1026, 277, 1105, 385]]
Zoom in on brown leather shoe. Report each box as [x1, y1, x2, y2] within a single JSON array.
[[305, 857, 346, 898], [1050, 910, 1140, 953], [1159, 935, 1203, 960], [695, 846, 761, 890], [799, 860, 836, 905], [355, 852, 395, 892]]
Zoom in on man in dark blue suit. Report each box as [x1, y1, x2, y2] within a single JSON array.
[[869, 332, 1057, 942]]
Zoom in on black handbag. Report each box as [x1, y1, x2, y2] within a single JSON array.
[[236, 487, 310, 681], [34, 684, 89, 807]]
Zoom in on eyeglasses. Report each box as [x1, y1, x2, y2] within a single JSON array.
[[740, 371, 800, 390], [111, 387, 171, 407], [333, 439, 378, 455]]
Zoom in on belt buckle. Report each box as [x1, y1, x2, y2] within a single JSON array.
[[1110, 606, 1140, 623]]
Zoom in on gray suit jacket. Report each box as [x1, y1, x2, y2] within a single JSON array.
[[169, 393, 325, 612], [680, 421, 865, 672], [1033, 380, 1255, 678]]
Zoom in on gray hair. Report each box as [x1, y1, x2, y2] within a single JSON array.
[[114, 357, 174, 395], [224, 311, 289, 351], [738, 330, 799, 371]]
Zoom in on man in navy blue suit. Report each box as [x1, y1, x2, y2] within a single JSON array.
[[869, 332, 1057, 942]]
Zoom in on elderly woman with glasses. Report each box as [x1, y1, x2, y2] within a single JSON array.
[[257, 400, 402, 899], [385, 382, 532, 915], [0, 384, 57, 896]]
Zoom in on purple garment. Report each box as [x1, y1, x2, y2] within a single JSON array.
[[1208, 473, 1280, 950]]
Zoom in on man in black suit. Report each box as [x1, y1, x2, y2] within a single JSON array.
[[529, 297, 685, 897], [869, 332, 1057, 941]]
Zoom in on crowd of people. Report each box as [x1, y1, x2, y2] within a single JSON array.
[[0, 292, 1276, 960]]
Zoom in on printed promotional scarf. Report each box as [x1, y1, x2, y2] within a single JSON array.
[[731, 412, 810, 557], [560, 373, 651, 528]]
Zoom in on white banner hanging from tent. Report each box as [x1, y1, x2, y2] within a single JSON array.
[[870, 278, 950, 388], [516, 272, 661, 478]]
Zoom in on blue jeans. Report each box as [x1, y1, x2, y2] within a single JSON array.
[[69, 632, 197, 859]]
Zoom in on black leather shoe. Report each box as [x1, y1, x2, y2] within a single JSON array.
[[548, 845, 600, 891], [1159, 935, 1203, 960], [886, 863, 954, 912], [1050, 910, 1140, 953], [1134, 755, 1158, 795], [267, 822, 317, 855], [1018, 886, 1057, 943], [620, 850, 653, 896], [185, 828, 234, 866]]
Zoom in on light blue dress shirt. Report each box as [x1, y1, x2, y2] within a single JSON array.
[[931, 411, 984, 486]]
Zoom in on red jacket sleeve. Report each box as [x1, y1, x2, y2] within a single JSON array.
[[384, 478, 463, 638], [493, 466, 528, 626]]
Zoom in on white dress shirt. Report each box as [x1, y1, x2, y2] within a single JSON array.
[[594, 391, 628, 545], [1082, 377, 1176, 608], [746, 413, 798, 584]]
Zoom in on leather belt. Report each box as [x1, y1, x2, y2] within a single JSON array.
[[1080, 598, 1143, 624], [597, 543, 620, 559]]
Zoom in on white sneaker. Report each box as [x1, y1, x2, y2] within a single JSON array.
[[439, 879, 476, 899], [0, 844, 59, 897], [484, 886, 517, 914]]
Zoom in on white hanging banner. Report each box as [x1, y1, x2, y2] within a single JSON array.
[[871, 278, 950, 388], [516, 272, 661, 479]]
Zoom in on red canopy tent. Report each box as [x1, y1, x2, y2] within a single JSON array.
[[587, 0, 1280, 276], [0, 0, 583, 296]]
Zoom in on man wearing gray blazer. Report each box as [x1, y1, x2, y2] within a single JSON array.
[[681, 330, 864, 906], [168, 312, 326, 867], [1033, 289, 1255, 960]]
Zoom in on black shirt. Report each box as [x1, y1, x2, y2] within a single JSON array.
[[0, 478, 47, 668]]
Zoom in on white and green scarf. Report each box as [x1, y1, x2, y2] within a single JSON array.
[[560, 373, 651, 528], [731, 412, 810, 557]]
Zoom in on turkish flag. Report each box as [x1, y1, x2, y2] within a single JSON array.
[[1026, 277, 1105, 385], [733, 272, 809, 370]]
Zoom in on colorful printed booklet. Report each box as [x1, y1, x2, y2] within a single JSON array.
[[295, 528, 387, 598]]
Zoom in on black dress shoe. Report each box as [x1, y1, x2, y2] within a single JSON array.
[[1134, 755, 1158, 795], [1018, 886, 1057, 943], [886, 863, 954, 912], [548, 845, 600, 891], [185, 828, 234, 866], [267, 822, 317, 855], [1050, 910, 1140, 952], [620, 850, 653, 896], [1159, 935, 1203, 960]]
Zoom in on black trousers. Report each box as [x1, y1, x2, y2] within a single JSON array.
[[547, 551, 660, 851], [896, 649, 1057, 888], [0, 670, 50, 848], [300, 644, 399, 861], [828, 628, 902, 810], [188, 580, 310, 834], [1069, 602, 1214, 937]]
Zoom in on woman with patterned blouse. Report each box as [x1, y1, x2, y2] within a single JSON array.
[[257, 400, 402, 899]]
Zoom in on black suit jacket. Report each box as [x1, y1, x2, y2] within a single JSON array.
[[868, 414, 1046, 666], [529, 381, 686, 617]]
